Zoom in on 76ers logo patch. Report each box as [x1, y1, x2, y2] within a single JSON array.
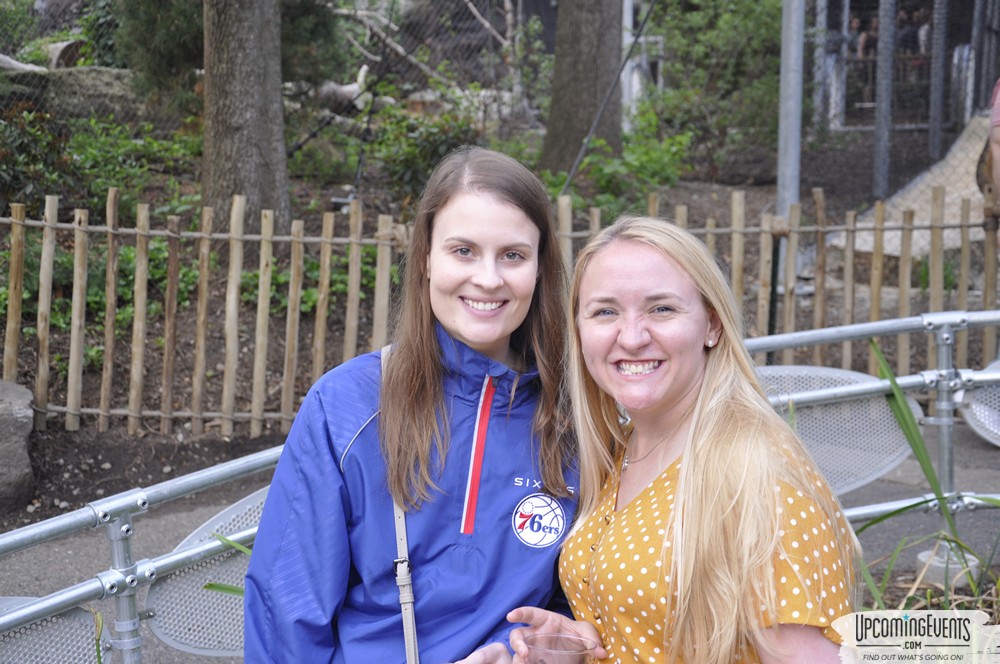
[[511, 493, 566, 548]]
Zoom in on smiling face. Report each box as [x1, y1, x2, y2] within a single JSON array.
[[576, 239, 720, 423], [426, 191, 541, 365]]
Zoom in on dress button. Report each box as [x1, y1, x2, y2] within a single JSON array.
[[590, 545, 596, 551], [583, 576, 589, 584], [604, 514, 611, 524]]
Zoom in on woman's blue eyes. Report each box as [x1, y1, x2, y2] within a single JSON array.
[[452, 247, 525, 260], [591, 305, 674, 317]]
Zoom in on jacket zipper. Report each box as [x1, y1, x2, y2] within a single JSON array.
[[460, 375, 497, 534]]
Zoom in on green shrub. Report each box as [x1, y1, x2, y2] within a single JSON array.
[[240, 245, 384, 315], [645, 0, 782, 174], [372, 104, 480, 212], [66, 116, 202, 218], [79, 0, 126, 67], [115, 0, 349, 115], [0, 0, 38, 55], [0, 103, 81, 217]]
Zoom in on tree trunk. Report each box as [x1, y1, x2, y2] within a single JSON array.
[[538, 0, 623, 175], [202, 0, 290, 236]]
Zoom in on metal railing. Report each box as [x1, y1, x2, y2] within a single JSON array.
[[0, 446, 281, 662]]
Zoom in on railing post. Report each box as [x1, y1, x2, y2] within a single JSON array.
[[105, 512, 143, 663], [930, 321, 957, 496]]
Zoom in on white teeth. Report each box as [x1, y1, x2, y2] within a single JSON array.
[[464, 298, 503, 311], [618, 361, 659, 375]]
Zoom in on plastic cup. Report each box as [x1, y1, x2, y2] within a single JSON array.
[[523, 633, 596, 664]]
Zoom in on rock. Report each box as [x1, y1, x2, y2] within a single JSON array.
[[6, 66, 169, 128], [0, 381, 34, 513]]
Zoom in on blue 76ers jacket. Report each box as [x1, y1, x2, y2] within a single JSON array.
[[244, 325, 578, 663]]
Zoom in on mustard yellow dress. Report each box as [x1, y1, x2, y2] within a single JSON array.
[[558, 457, 851, 662]]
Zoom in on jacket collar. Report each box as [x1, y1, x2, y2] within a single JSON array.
[[435, 323, 539, 404]]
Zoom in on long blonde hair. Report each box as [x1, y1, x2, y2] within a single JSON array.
[[568, 216, 861, 662], [381, 146, 573, 509]]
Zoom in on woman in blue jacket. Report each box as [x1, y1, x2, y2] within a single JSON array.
[[244, 146, 580, 663]]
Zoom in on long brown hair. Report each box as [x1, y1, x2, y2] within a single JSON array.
[[381, 146, 572, 508]]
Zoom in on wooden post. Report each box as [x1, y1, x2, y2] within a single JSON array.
[[984, 210, 998, 363], [250, 211, 274, 438], [342, 199, 363, 363], [311, 212, 335, 383], [956, 199, 971, 369], [558, 195, 572, 277], [281, 220, 305, 434], [731, 191, 746, 311], [867, 201, 885, 376], [98, 189, 120, 432], [898, 210, 914, 376], [755, 214, 774, 357], [127, 204, 151, 434], [811, 188, 827, 366], [781, 205, 800, 364], [841, 212, 856, 371], [3, 204, 26, 382], [646, 191, 660, 217], [159, 216, 181, 435], [371, 214, 393, 351], [34, 196, 59, 431], [588, 207, 601, 238], [66, 209, 89, 432], [928, 187, 945, 373], [674, 204, 688, 229], [221, 195, 246, 437], [705, 217, 716, 253], [190, 207, 214, 436]]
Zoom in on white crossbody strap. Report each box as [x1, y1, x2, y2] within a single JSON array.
[[383, 345, 420, 663]]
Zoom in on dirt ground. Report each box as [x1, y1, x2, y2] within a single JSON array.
[[0, 127, 965, 533]]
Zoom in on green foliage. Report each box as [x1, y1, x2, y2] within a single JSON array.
[[645, 0, 782, 173], [862, 341, 998, 611], [0, 103, 80, 217], [371, 104, 480, 211], [285, 111, 360, 186], [0, 0, 38, 55], [1, 233, 200, 336], [537, 125, 690, 222], [280, 0, 346, 87], [79, 0, 126, 67], [239, 245, 383, 315], [65, 116, 202, 217], [115, 0, 204, 113], [67, 117, 151, 214], [915, 255, 958, 293], [115, 0, 349, 115], [14, 28, 82, 66], [513, 15, 554, 123], [153, 178, 202, 222]]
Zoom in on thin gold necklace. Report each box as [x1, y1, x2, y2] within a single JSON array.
[[622, 406, 694, 471]]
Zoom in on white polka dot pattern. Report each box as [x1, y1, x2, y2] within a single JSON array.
[[558, 458, 850, 662]]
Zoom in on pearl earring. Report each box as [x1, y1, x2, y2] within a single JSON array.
[[706, 339, 715, 348]]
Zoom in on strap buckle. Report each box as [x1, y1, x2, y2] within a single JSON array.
[[394, 557, 411, 576]]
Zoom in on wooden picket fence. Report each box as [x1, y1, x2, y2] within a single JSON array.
[[1, 185, 996, 437]]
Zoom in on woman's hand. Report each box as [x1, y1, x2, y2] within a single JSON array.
[[451, 642, 512, 664], [506, 607, 607, 661]]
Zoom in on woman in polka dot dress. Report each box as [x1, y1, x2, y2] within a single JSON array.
[[508, 216, 862, 663]]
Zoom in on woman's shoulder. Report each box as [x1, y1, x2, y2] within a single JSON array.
[[301, 351, 383, 419]]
